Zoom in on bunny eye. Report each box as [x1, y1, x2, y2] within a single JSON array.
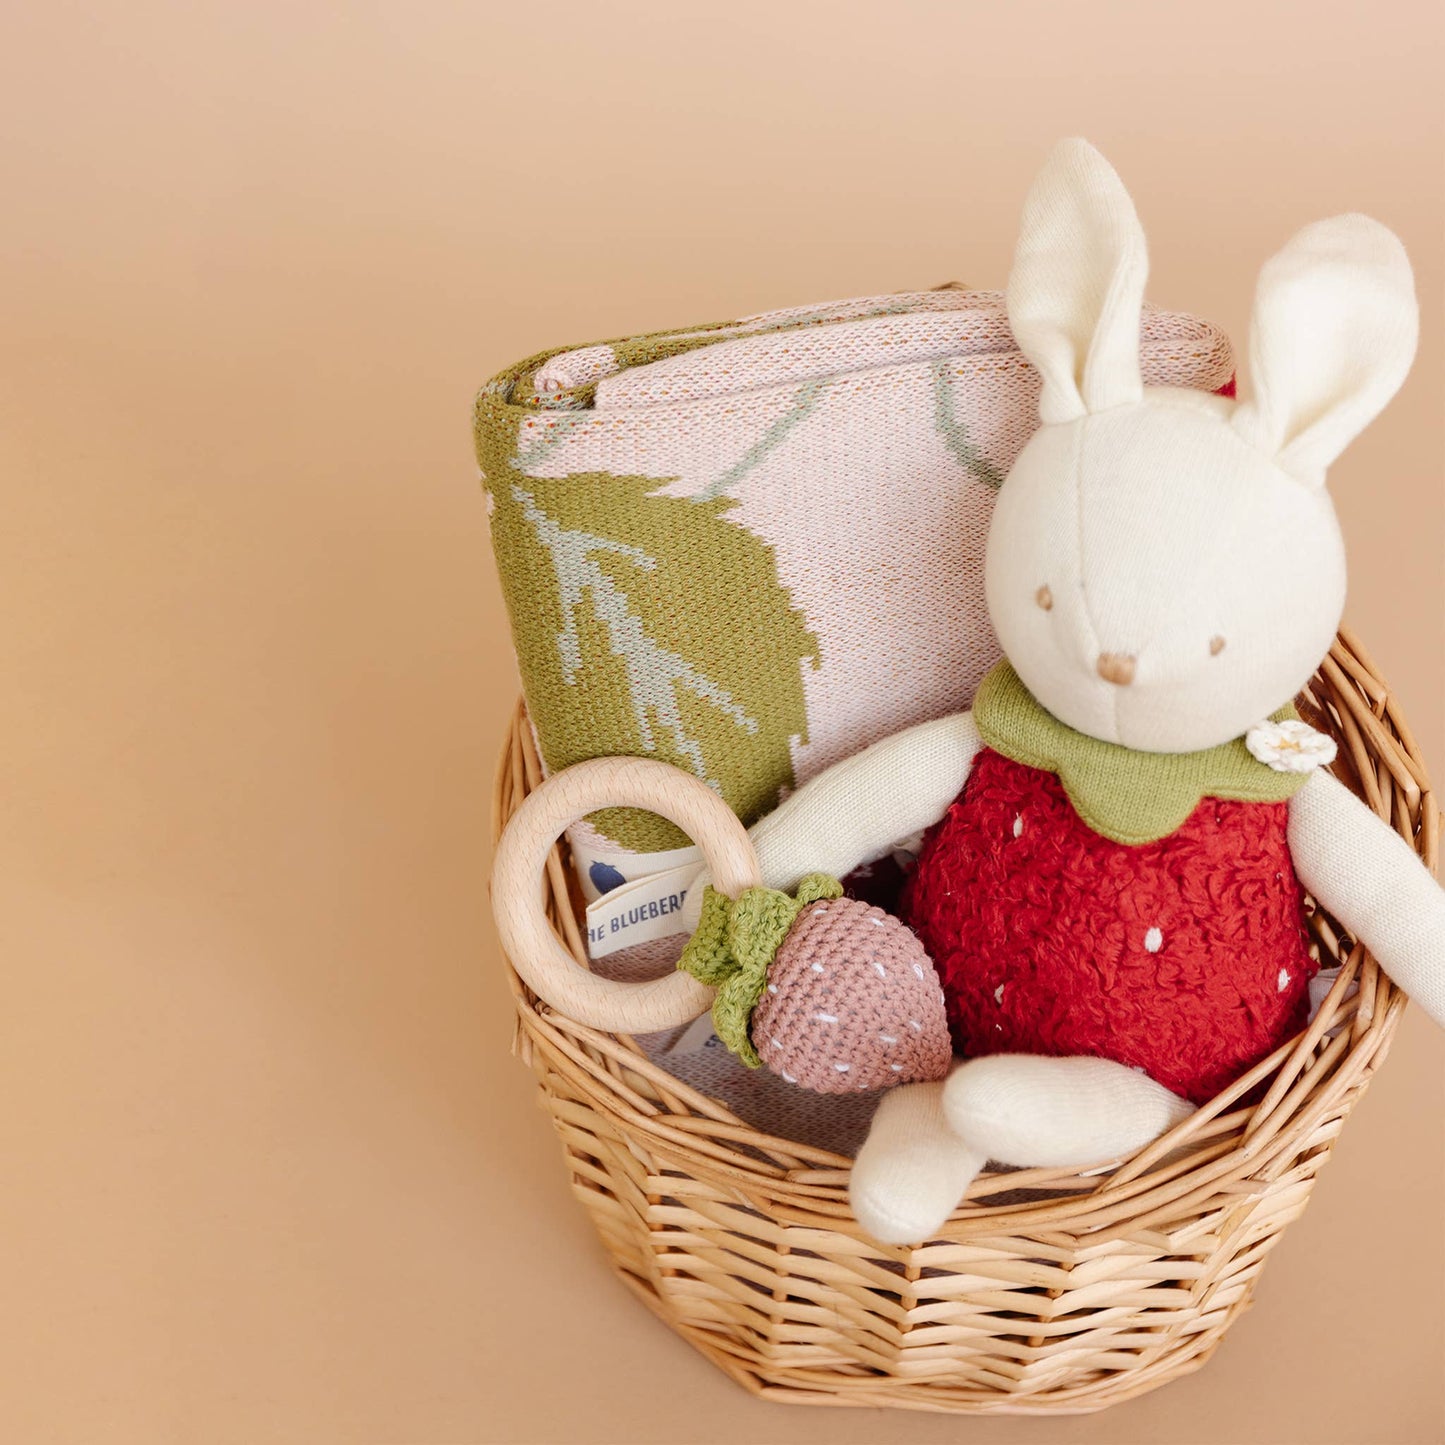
[[1036, 585, 1054, 611], [1209, 635, 1227, 656]]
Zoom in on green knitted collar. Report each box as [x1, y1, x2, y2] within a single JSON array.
[[973, 662, 1305, 846]]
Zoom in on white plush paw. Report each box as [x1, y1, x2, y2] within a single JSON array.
[[943, 1054, 1193, 1170], [849, 1168, 968, 1246], [848, 1082, 985, 1245]]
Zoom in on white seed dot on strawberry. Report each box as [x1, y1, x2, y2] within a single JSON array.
[[810, 962, 824, 973], [912, 963, 925, 980], [908, 1019, 922, 1033], [1012, 814, 1024, 838], [1144, 927, 1163, 953], [1277, 968, 1290, 992], [767, 984, 778, 994], [994, 984, 1005, 1004], [879, 1033, 897, 1044], [781, 1071, 797, 1084], [815, 1012, 838, 1023], [872, 960, 886, 978], [890, 1063, 903, 1072], [833, 1062, 850, 1073]]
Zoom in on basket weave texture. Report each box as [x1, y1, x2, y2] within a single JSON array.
[[489, 627, 1436, 1415]]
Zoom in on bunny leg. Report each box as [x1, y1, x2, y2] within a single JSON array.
[[943, 1055, 1194, 1169], [849, 1078, 987, 1245]]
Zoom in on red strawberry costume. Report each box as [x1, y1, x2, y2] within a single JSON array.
[[902, 664, 1318, 1104]]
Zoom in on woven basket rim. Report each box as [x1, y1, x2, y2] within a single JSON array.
[[490, 624, 1435, 1241]]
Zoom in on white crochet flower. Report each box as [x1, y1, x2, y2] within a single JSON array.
[[1245, 718, 1338, 774]]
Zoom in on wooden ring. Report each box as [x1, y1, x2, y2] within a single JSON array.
[[490, 756, 762, 1033]]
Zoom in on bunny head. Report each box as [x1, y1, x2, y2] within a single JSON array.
[[985, 140, 1419, 753]]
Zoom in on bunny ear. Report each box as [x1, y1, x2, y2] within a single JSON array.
[[1232, 215, 1418, 487], [1006, 138, 1149, 424]]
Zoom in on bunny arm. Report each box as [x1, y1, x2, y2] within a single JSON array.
[[1288, 768, 1445, 1026], [679, 710, 981, 930]]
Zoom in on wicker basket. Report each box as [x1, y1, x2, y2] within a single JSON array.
[[488, 626, 1436, 1415]]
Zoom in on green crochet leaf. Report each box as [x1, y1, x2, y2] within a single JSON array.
[[675, 887, 734, 987]]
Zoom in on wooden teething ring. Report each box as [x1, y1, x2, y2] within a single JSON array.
[[490, 756, 763, 1033]]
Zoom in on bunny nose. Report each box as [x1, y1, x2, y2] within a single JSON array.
[[1097, 653, 1137, 686]]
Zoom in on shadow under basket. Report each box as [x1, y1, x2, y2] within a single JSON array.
[[488, 627, 1437, 1416]]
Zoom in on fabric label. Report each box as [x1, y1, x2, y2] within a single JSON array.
[[663, 1012, 724, 1057], [583, 859, 703, 959], [571, 837, 702, 903]]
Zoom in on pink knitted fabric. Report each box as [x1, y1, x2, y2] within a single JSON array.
[[750, 897, 952, 1093]]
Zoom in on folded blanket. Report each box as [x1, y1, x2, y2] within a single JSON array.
[[477, 288, 1234, 912]]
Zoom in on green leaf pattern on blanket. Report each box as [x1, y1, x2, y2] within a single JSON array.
[[694, 378, 828, 502], [482, 417, 821, 851], [932, 360, 1005, 489]]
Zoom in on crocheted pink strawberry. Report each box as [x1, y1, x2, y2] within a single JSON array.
[[751, 896, 953, 1092], [678, 876, 952, 1093]]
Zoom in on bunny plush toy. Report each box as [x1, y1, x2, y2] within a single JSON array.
[[661, 138, 1445, 1244]]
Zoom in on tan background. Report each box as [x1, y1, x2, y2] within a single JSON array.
[[1, 2, 1442, 1442]]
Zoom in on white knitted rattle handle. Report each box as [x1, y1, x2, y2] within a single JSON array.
[[491, 756, 762, 1034]]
